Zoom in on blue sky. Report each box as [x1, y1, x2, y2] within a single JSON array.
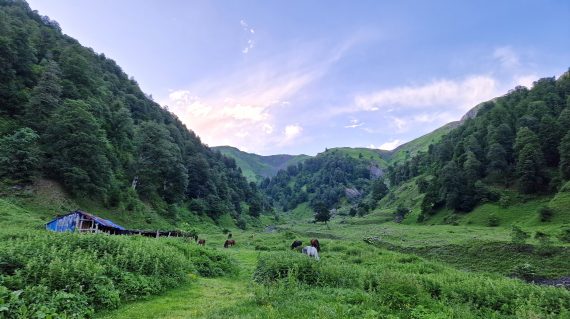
[[28, 0, 570, 155]]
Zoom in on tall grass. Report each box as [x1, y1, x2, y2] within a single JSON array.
[[251, 245, 570, 318], [0, 231, 238, 318]]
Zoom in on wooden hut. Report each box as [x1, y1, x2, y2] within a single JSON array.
[[45, 210, 126, 234]]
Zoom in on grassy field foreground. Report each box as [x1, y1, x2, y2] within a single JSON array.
[[98, 237, 569, 319]]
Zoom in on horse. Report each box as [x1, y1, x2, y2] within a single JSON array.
[[291, 240, 302, 250], [197, 239, 206, 246], [310, 239, 320, 252], [301, 246, 320, 260], [224, 239, 236, 248]]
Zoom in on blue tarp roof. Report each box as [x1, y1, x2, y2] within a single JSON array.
[[46, 210, 125, 232], [79, 211, 125, 230]]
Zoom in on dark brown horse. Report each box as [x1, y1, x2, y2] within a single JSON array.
[[197, 239, 206, 246], [291, 240, 302, 250], [310, 239, 320, 252], [224, 239, 236, 248]]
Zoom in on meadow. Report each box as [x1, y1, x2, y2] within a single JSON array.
[[1, 191, 569, 318]]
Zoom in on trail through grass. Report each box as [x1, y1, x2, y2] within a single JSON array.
[[97, 249, 259, 319]]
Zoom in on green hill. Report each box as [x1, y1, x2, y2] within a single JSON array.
[[386, 121, 459, 164], [321, 147, 390, 167], [213, 146, 310, 182]]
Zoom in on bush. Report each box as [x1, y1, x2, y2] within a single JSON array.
[[511, 263, 537, 280], [236, 217, 247, 230], [558, 227, 570, 243], [487, 213, 500, 227], [538, 206, 554, 222], [253, 252, 361, 289], [510, 225, 530, 245]]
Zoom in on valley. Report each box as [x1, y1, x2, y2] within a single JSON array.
[[0, 1, 569, 318]]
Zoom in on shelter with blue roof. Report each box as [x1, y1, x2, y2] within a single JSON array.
[[46, 210, 126, 235]]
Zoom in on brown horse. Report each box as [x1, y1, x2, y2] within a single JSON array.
[[197, 239, 206, 246], [224, 239, 236, 248], [310, 239, 320, 252]]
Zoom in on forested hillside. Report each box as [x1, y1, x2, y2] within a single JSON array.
[[0, 0, 266, 222], [260, 148, 387, 214], [387, 72, 570, 221]]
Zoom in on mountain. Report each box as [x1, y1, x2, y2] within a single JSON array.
[[213, 146, 310, 183], [0, 0, 266, 223]]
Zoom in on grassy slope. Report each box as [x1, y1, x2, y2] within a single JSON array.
[[321, 147, 390, 168], [387, 121, 459, 165], [214, 146, 310, 182]]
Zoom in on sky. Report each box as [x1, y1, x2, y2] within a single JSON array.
[[27, 0, 570, 155]]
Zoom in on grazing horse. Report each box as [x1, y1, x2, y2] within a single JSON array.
[[310, 239, 321, 252], [224, 239, 236, 248], [291, 240, 302, 250], [197, 239, 206, 246], [301, 246, 320, 260]]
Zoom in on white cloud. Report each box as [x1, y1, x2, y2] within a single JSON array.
[[262, 123, 274, 134], [162, 39, 354, 153], [242, 39, 255, 54], [285, 124, 302, 139], [240, 19, 255, 54], [344, 118, 364, 128], [354, 75, 499, 113], [493, 46, 519, 69], [513, 74, 537, 89], [368, 139, 402, 150], [379, 139, 402, 150]]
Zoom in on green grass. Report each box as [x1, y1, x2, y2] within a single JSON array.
[[387, 122, 458, 165], [2, 178, 570, 318], [97, 249, 258, 319], [322, 147, 390, 168]]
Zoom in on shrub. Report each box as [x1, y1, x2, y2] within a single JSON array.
[[558, 227, 570, 243], [511, 263, 537, 280], [538, 206, 554, 222], [236, 217, 247, 230], [253, 252, 361, 289], [487, 213, 500, 227], [499, 195, 511, 208], [510, 225, 530, 245]]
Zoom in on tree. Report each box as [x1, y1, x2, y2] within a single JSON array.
[[538, 115, 562, 167], [43, 100, 113, 197], [24, 60, 62, 132], [134, 122, 188, 203], [371, 178, 388, 201], [0, 127, 41, 183], [515, 128, 545, 193], [248, 200, 262, 218], [486, 143, 508, 182], [463, 151, 482, 182], [558, 107, 570, 130], [313, 202, 331, 224], [559, 131, 570, 180]]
